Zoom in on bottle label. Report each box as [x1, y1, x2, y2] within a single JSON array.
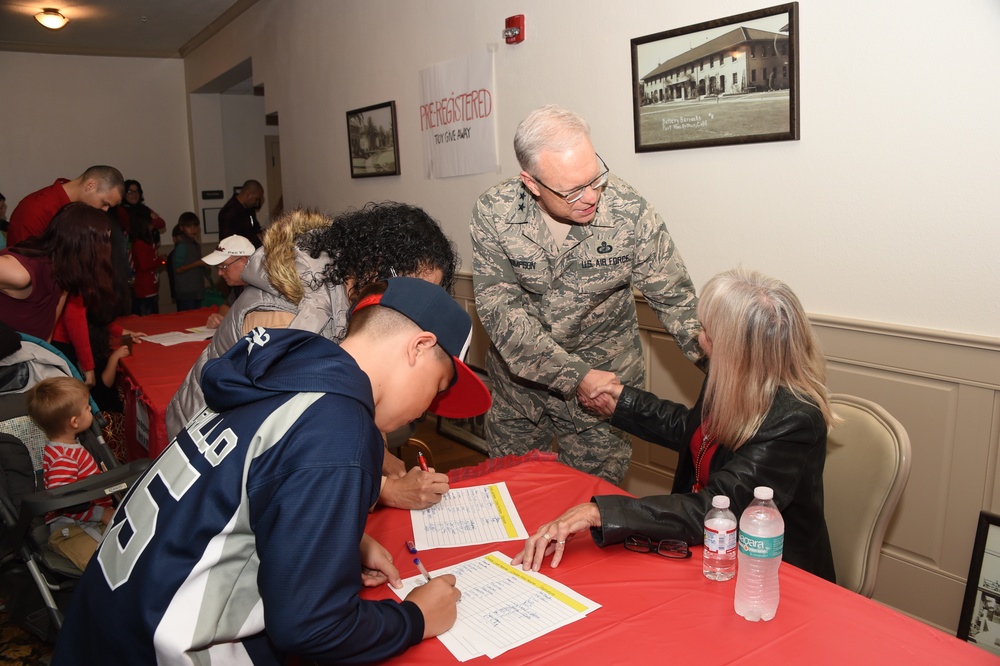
[[704, 524, 737, 555], [738, 531, 783, 559]]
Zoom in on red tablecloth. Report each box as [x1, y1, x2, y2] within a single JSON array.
[[362, 458, 994, 665], [115, 308, 215, 460]]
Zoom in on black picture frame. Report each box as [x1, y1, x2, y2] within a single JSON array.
[[346, 101, 400, 178], [201, 207, 221, 235], [630, 2, 799, 152], [958, 511, 1000, 655]]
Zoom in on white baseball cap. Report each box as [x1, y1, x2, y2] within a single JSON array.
[[202, 235, 256, 265]]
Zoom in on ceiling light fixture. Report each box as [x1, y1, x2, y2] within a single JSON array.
[[35, 8, 69, 30]]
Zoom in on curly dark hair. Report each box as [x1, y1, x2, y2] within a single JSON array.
[[296, 201, 457, 303]]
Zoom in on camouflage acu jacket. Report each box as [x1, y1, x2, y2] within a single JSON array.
[[471, 174, 703, 428]]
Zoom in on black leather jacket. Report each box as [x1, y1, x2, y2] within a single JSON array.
[[593, 383, 836, 581]]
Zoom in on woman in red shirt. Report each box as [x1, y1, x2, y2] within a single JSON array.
[[0, 203, 115, 347]]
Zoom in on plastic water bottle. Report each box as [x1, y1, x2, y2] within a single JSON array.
[[703, 495, 737, 581], [734, 486, 784, 621]]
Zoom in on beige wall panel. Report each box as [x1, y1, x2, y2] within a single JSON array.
[[825, 363, 959, 562], [814, 317, 1000, 389], [451, 280, 488, 372], [646, 331, 704, 407], [990, 394, 1000, 513], [621, 461, 674, 499], [942, 386, 998, 577], [872, 553, 967, 633]]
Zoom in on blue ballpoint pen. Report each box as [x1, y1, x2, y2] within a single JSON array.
[[405, 541, 432, 581], [414, 558, 432, 582]]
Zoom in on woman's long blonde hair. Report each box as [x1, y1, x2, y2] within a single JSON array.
[[260, 208, 334, 305], [699, 267, 837, 449]]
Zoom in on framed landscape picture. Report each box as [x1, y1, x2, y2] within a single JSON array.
[[346, 101, 400, 177], [630, 2, 799, 152], [958, 511, 1000, 656]]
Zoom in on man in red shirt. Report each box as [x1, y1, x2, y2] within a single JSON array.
[[8, 165, 124, 245]]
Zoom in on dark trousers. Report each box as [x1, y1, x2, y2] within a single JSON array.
[[175, 298, 202, 312], [132, 296, 159, 316]]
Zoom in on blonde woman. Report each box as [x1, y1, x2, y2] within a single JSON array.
[[514, 267, 838, 581]]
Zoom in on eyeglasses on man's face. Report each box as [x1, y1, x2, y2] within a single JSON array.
[[218, 257, 245, 271], [126, 189, 141, 196], [531, 154, 609, 204], [624, 534, 691, 559]]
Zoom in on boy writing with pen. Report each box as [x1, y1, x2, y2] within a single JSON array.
[[53, 278, 492, 665]]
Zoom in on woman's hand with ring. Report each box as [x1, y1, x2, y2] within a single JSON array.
[[512, 502, 601, 571]]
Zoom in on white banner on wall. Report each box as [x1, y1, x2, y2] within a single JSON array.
[[419, 51, 499, 179]]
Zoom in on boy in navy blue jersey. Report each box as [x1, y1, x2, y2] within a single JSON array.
[[54, 277, 491, 665]]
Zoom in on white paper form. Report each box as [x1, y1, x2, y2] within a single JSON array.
[[140, 329, 215, 346], [392, 551, 601, 661], [411, 482, 527, 550]]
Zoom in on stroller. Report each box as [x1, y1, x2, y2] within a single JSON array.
[[0, 333, 148, 642]]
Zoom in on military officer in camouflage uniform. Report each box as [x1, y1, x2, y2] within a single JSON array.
[[471, 105, 703, 484]]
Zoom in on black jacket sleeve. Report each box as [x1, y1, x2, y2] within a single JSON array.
[[609, 385, 691, 452], [592, 388, 834, 580]]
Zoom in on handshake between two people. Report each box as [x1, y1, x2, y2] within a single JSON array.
[[576, 368, 625, 418]]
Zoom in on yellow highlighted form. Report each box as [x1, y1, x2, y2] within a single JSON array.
[[485, 554, 588, 612], [488, 484, 519, 538]]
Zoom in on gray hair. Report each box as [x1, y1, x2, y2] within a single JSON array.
[[513, 105, 591, 173]]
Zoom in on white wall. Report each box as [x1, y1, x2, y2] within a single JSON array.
[[182, 0, 1000, 339], [188, 94, 227, 234], [0, 51, 193, 227], [220, 94, 270, 227], [2, 3, 996, 337]]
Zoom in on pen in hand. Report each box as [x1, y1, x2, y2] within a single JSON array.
[[417, 451, 429, 472], [406, 540, 432, 581], [414, 558, 432, 582]]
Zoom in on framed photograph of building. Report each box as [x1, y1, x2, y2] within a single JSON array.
[[958, 511, 1000, 656], [346, 101, 400, 178], [630, 2, 799, 152]]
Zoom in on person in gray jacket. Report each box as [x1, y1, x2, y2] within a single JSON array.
[[166, 203, 458, 509]]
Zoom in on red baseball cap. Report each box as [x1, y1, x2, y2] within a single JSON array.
[[352, 277, 491, 419]]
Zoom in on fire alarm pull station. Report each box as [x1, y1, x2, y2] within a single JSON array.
[[504, 15, 525, 44]]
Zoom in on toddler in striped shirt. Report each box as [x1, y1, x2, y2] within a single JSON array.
[[26, 376, 112, 568]]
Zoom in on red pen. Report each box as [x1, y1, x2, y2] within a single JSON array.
[[417, 451, 429, 472]]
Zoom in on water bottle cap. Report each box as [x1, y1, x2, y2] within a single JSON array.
[[753, 486, 774, 501], [711, 495, 730, 509]]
